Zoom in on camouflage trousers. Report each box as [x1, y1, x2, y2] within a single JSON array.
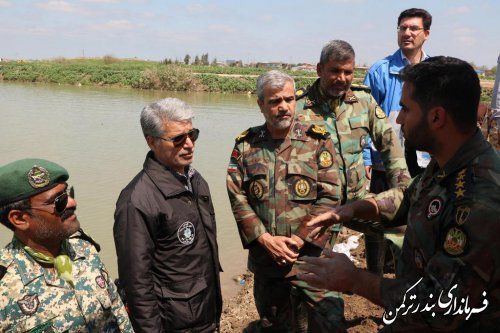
[[253, 274, 346, 333]]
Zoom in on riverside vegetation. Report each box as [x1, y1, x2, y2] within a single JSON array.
[[0, 57, 373, 94], [0, 57, 493, 100]]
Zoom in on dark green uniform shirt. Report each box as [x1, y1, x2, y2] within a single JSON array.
[[374, 130, 500, 331]]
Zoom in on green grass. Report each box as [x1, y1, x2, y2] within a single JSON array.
[[0, 58, 491, 100]]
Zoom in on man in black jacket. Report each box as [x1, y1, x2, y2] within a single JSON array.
[[113, 98, 222, 333]]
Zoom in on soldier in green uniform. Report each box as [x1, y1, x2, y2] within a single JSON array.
[[297, 57, 500, 332], [227, 70, 344, 332], [0, 158, 133, 332], [296, 39, 411, 275]]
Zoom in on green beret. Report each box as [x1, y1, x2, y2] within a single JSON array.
[[0, 158, 69, 206]]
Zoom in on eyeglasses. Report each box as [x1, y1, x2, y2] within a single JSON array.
[[155, 128, 200, 147], [397, 25, 424, 34], [29, 186, 73, 216]]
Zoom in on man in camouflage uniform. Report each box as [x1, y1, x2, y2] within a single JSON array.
[[0, 158, 133, 332], [296, 40, 410, 275], [297, 57, 500, 332], [227, 70, 344, 332]]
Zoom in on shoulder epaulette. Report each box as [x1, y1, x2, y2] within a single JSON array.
[[235, 128, 251, 143], [69, 228, 101, 252], [350, 83, 371, 93], [295, 87, 309, 101], [307, 124, 330, 139]]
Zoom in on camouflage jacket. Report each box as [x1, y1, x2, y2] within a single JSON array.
[[0, 237, 133, 333], [296, 79, 410, 202], [226, 121, 342, 277], [373, 131, 500, 331]]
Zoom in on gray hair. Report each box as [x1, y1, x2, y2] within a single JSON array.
[[319, 40, 355, 65], [256, 70, 295, 101], [140, 98, 194, 137]]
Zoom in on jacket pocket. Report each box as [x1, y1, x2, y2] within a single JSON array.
[[155, 277, 215, 331], [287, 162, 317, 201], [348, 115, 370, 153], [244, 163, 269, 202], [9, 315, 63, 333]]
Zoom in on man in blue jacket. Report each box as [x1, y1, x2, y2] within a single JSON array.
[[362, 8, 432, 275]]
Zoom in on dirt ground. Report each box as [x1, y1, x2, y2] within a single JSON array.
[[220, 228, 385, 333], [220, 117, 499, 333]]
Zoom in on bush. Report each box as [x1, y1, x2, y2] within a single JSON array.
[[103, 55, 119, 64], [138, 65, 201, 91]]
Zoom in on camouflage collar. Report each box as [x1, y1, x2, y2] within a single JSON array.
[[10, 237, 84, 287], [251, 124, 270, 143], [426, 130, 489, 184], [289, 121, 309, 141], [305, 79, 358, 107], [343, 89, 358, 104]]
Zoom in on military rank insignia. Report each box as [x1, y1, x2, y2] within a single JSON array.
[[375, 105, 386, 119], [27, 165, 50, 189], [443, 227, 467, 256], [452, 167, 472, 201], [296, 89, 305, 98], [294, 178, 311, 197], [319, 150, 333, 168], [250, 180, 264, 199], [426, 197, 443, 220]]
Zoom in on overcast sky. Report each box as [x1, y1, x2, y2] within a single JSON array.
[[1, 0, 498, 68]]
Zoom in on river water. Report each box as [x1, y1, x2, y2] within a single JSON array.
[[0, 81, 264, 297]]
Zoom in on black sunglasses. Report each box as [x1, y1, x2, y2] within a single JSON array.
[[29, 186, 74, 216], [156, 128, 200, 147]]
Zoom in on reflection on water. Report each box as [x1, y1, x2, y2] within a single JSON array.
[[0, 81, 263, 298]]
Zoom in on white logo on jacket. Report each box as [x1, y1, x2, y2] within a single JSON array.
[[178, 221, 195, 245]]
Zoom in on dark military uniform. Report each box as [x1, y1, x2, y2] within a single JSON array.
[[373, 130, 500, 332], [227, 121, 344, 332]]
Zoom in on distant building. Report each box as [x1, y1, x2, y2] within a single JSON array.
[[475, 69, 486, 77], [256, 62, 284, 69], [291, 64, 316, 72], [226, 59, 243, 67]]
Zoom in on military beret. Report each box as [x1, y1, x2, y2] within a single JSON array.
[[0, 158, 69, 206]]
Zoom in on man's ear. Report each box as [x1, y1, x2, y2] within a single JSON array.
[[428, 106, 446, 129], [7, 210, 30, 231], [145, 135, 156, 150], [316, 63, 322, 77], [257, 99, 264, 113]]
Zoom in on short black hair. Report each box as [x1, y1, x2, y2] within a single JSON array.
[[400, 56, 480, 132], [398, 8, 432, 30], [0, 198, 31, 231]]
